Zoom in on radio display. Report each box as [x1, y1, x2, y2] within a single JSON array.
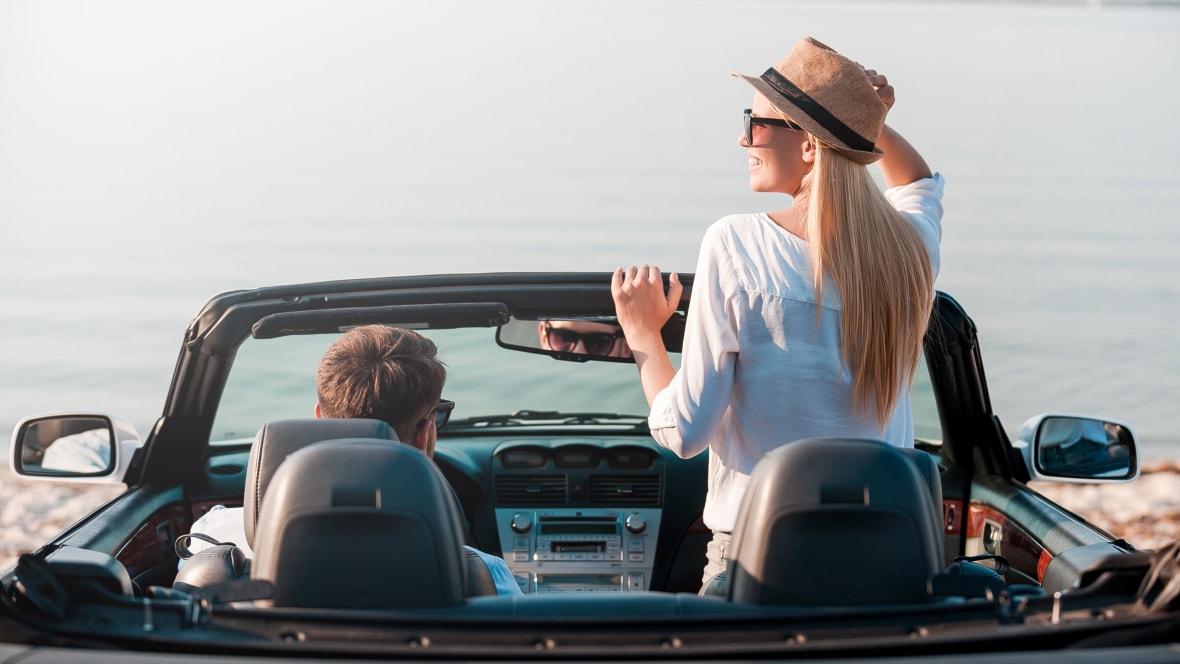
[[539, 523, 616, 535], [537, 574, 622, 587], [553, 541, 605, 553]]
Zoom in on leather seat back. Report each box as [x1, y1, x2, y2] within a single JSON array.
[[901, 446, 945, 555], [251, 439, 470, 609], [727, 438, 944, 606], [243, 418, 399, 549]]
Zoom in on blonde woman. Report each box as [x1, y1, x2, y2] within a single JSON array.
[[611, 37, 943, 590]]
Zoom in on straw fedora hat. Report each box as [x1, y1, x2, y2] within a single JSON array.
[[734, 37, 886, 165]]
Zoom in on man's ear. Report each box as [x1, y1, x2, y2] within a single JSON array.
[[314, 402, 323, 419], [410, 420, 432, 453]]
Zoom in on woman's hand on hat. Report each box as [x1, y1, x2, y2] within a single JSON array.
[[863, 68, 895, 112], [611, 265, 682, 349], [865, 66, 933, 185]]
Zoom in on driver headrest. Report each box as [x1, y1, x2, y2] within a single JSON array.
[[243, 418, 398, 547], [250, 439, 470, 609]]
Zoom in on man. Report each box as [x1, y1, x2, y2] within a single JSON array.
[[185, 325, 522, 596]]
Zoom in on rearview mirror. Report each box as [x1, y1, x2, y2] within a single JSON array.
[[496, 315, 685, 363], [1014, 414, 1138, 483], [10, 412, 142, 483]]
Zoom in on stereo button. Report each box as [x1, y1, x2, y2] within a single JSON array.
[[626, 573, 645, 591]]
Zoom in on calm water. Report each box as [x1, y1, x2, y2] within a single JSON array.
[[1, 1, 1178, 459]]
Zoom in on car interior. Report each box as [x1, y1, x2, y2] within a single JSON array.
[[4, 274, 1162, 656]]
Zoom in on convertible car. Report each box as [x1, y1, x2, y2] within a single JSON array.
[[3, 273, 1178, 661]]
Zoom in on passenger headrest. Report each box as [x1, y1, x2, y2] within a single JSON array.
[[728, 438, 944, 606], [251, 439, 469, 609], [243, 418, 398, 548]]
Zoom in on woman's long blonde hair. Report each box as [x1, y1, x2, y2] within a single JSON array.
[[795, 137, 934, 427]]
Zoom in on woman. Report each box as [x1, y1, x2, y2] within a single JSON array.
[[611, 37, 943, 589]]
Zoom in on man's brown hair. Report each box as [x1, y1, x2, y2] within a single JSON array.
[[315, 325, 446, 442]]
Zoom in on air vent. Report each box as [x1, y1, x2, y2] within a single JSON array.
[[589, 475, 660, 506], [605, 446, 656, 470], [608, 445, 656, 471], [209, 463, 244, 476], [495, 475, 567, 505]]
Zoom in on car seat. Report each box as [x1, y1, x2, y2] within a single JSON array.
[[173, 418, 496, 599], [250, 439, 471, 609], [900, 446, 945, 552], [242, 418, 401, 548], [725, 438, 945, 606]]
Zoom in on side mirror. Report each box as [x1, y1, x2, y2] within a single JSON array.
[[1014, 414, 1138, 483], [9, 412, 142, 484]]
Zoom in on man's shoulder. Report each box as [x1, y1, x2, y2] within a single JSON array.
[[463, 546, 523, 596], [463, 545, 505, 563], [191, 505, 248, 546]]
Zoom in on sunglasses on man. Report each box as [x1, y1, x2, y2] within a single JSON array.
[[743, 108, 803, 147], [543, 323, 624, 357], [422, 398, 455, 430]]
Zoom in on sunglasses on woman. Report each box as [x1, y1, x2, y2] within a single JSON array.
[[421, 398, 455, 430], [543, 324, 623, 357], [743, 108, 803, 147]]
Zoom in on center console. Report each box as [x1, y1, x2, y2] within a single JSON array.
[[496, 507, 662, 593], [491, 439, 665, 594]]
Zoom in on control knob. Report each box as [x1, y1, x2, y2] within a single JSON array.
[[510, 512, 533, 534], [624, 512, 647, 534]]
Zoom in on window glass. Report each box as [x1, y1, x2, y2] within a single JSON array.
[[212, 326, 942, 446], [913, 354, 943, 446], [211, 328, 658, 444]]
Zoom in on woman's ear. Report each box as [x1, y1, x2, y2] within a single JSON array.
[[801, 136, 818, 164]]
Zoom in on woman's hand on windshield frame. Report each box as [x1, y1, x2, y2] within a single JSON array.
[[612, 266, 682, 406]]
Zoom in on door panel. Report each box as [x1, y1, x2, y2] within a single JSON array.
[[968, 476, 1118, 586]]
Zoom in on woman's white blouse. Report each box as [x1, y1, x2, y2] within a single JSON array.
[[647, 174, 945, 532]]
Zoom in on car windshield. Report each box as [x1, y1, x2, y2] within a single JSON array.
[[211, 322, 943, 446]]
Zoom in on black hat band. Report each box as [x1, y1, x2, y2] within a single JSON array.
[[760, 68, 876, 154]]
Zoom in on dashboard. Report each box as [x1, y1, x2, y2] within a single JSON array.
[[189, 434, 709, 596], [434, 436, 709, 595]]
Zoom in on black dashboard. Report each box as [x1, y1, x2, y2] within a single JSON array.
[[433, 435, 709, 594]]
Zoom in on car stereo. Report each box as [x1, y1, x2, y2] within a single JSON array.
[[495, 508, 662, 594]]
